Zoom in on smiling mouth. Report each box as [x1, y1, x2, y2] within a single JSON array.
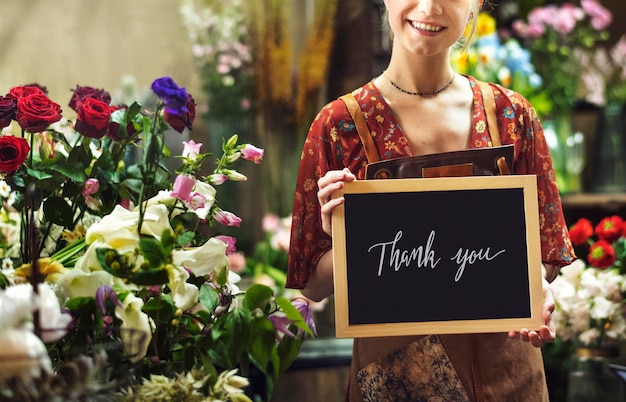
[[410, 21, 444, 32]]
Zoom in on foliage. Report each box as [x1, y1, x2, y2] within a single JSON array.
[[0, 77, 314, 401], [552, 215, 626, 348]]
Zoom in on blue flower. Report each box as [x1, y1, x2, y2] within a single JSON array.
[[150, 76, 189, 115]]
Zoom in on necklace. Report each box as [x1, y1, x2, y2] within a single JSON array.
[[383, 72, 455, 97]]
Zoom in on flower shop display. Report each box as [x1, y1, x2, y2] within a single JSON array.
[[0, 76, 315, 401], [552, 215, 626, 401]]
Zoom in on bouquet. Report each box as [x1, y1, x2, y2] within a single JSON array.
[[577, 34, 626, 107], [552, 215, 626, 348], [0, 76, 314, 401]]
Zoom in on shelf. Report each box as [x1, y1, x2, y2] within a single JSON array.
[[560, 192, 626, 224]]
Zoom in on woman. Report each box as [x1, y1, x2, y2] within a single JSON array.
[[287, 0, 576, 400]]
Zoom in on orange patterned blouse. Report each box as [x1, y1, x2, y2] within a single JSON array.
[[286, 76, 575, 289]]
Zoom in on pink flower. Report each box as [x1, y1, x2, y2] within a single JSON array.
[[553, 4, 583, 34], [185, 192, 206, 210], [240, 144, 264, 164], [171, 174, 195, 202], [582, 0, 612, 30], [182, 139, 202, 160], [228, 252, 246, 273], [215, 235, 237, 255], [82, 178, 100, 196], [214, 210, 242, 227], [208, 174, 228, 185], [262, 213, 280, 233]]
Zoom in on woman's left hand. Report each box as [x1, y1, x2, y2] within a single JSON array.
[[507, 276, 555, 347]]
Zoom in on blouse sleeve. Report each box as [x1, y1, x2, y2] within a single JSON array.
[[494, 85, 576, 267], [286, 101, 360, 289]]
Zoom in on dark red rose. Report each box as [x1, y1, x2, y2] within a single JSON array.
[[7, 85, 47, 100], [74, 97, 113, 139], [0, 135, 30, 175], [15, 94, 62, 133], [69, 85, 111, 112], [0, 97, 17, 129], [595, 216, 624, 243], [587, 239, 617, 269], [164, 94, 196, 133], [106, 105, 138, 141], [568, 218, 594, 246]]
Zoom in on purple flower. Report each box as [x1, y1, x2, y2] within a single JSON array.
[[150, 77, 189, 115], [293, 299, 318, 336], [269, 314, 296, 340], [95, 285, 122, 315]]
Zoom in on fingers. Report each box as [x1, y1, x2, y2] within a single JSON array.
[[318, 169, 356, 236]]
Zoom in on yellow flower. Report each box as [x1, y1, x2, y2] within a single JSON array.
[[15, 258, 68, 283], [476, 12, 496, 37]]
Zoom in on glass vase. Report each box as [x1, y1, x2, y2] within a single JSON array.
[[543, 112, 584, 194], [589, 103, 626, 193], [567, 347, 625, 402]]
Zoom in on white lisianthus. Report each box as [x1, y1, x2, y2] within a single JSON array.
[[36, 283, 72, 343], [0, 329, 52, 382], [166, 264, 200, 311], [85, 206, 141, 250], [115, 293, 153, 363], [171, 237, 228, 277]]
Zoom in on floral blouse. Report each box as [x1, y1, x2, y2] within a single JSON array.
[[286, 76, 575, 289]]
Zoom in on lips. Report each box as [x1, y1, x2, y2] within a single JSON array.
[[410, 21, 443, 32]]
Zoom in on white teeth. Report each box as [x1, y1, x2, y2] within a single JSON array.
[[411, 21, 442, 32]]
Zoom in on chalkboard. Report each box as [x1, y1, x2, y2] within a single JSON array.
[[331, 175, 543, 338]]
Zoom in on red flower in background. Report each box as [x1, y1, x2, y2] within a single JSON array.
[[69, 85, 111, 112], [74, 97, 114, 139], [0, 135, 30, 175], [0, 97, 17, 129], [596, 216, 624, 243], [569, 218, 594, 246], [587, 240, 617, 269], [7, 84, 47, 100], [15, 94, 62, 133]]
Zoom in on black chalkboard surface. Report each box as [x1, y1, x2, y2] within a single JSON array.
[[331, 175, 543, 338]]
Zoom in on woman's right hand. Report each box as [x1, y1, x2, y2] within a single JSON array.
[[317, 168, 356, 236]]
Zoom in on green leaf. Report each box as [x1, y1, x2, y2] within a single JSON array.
[[139, 237, 168, 268], [95, 248, 132, 279], [48, 163, 88, 182], [144, 295, 175, 323], [177, 231, 195, 247], [26, 168, 53, 180], [247, 316, 276, 374], [276, 332, 304, 379], [130, 268, 169, 286], [65, 296, 94, 311], [243, 284, 274, 311], [199, 284, 220, 312], [43, 196, 74, 227]]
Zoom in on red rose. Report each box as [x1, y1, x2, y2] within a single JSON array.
[[587, 239, 617, 269], [595, 215, 624, 243], [0, 96, 16, 129], [7, 84, 47, 100], [15, 94, 62, 133], [69, 85, 111, 112], [569, 218, 594, 246], [75, 97, 114, 139], [164, 94, 196, 133], [0, 135, 30, 175]]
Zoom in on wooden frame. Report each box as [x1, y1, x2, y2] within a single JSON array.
[[331, 175, 543, 338]]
